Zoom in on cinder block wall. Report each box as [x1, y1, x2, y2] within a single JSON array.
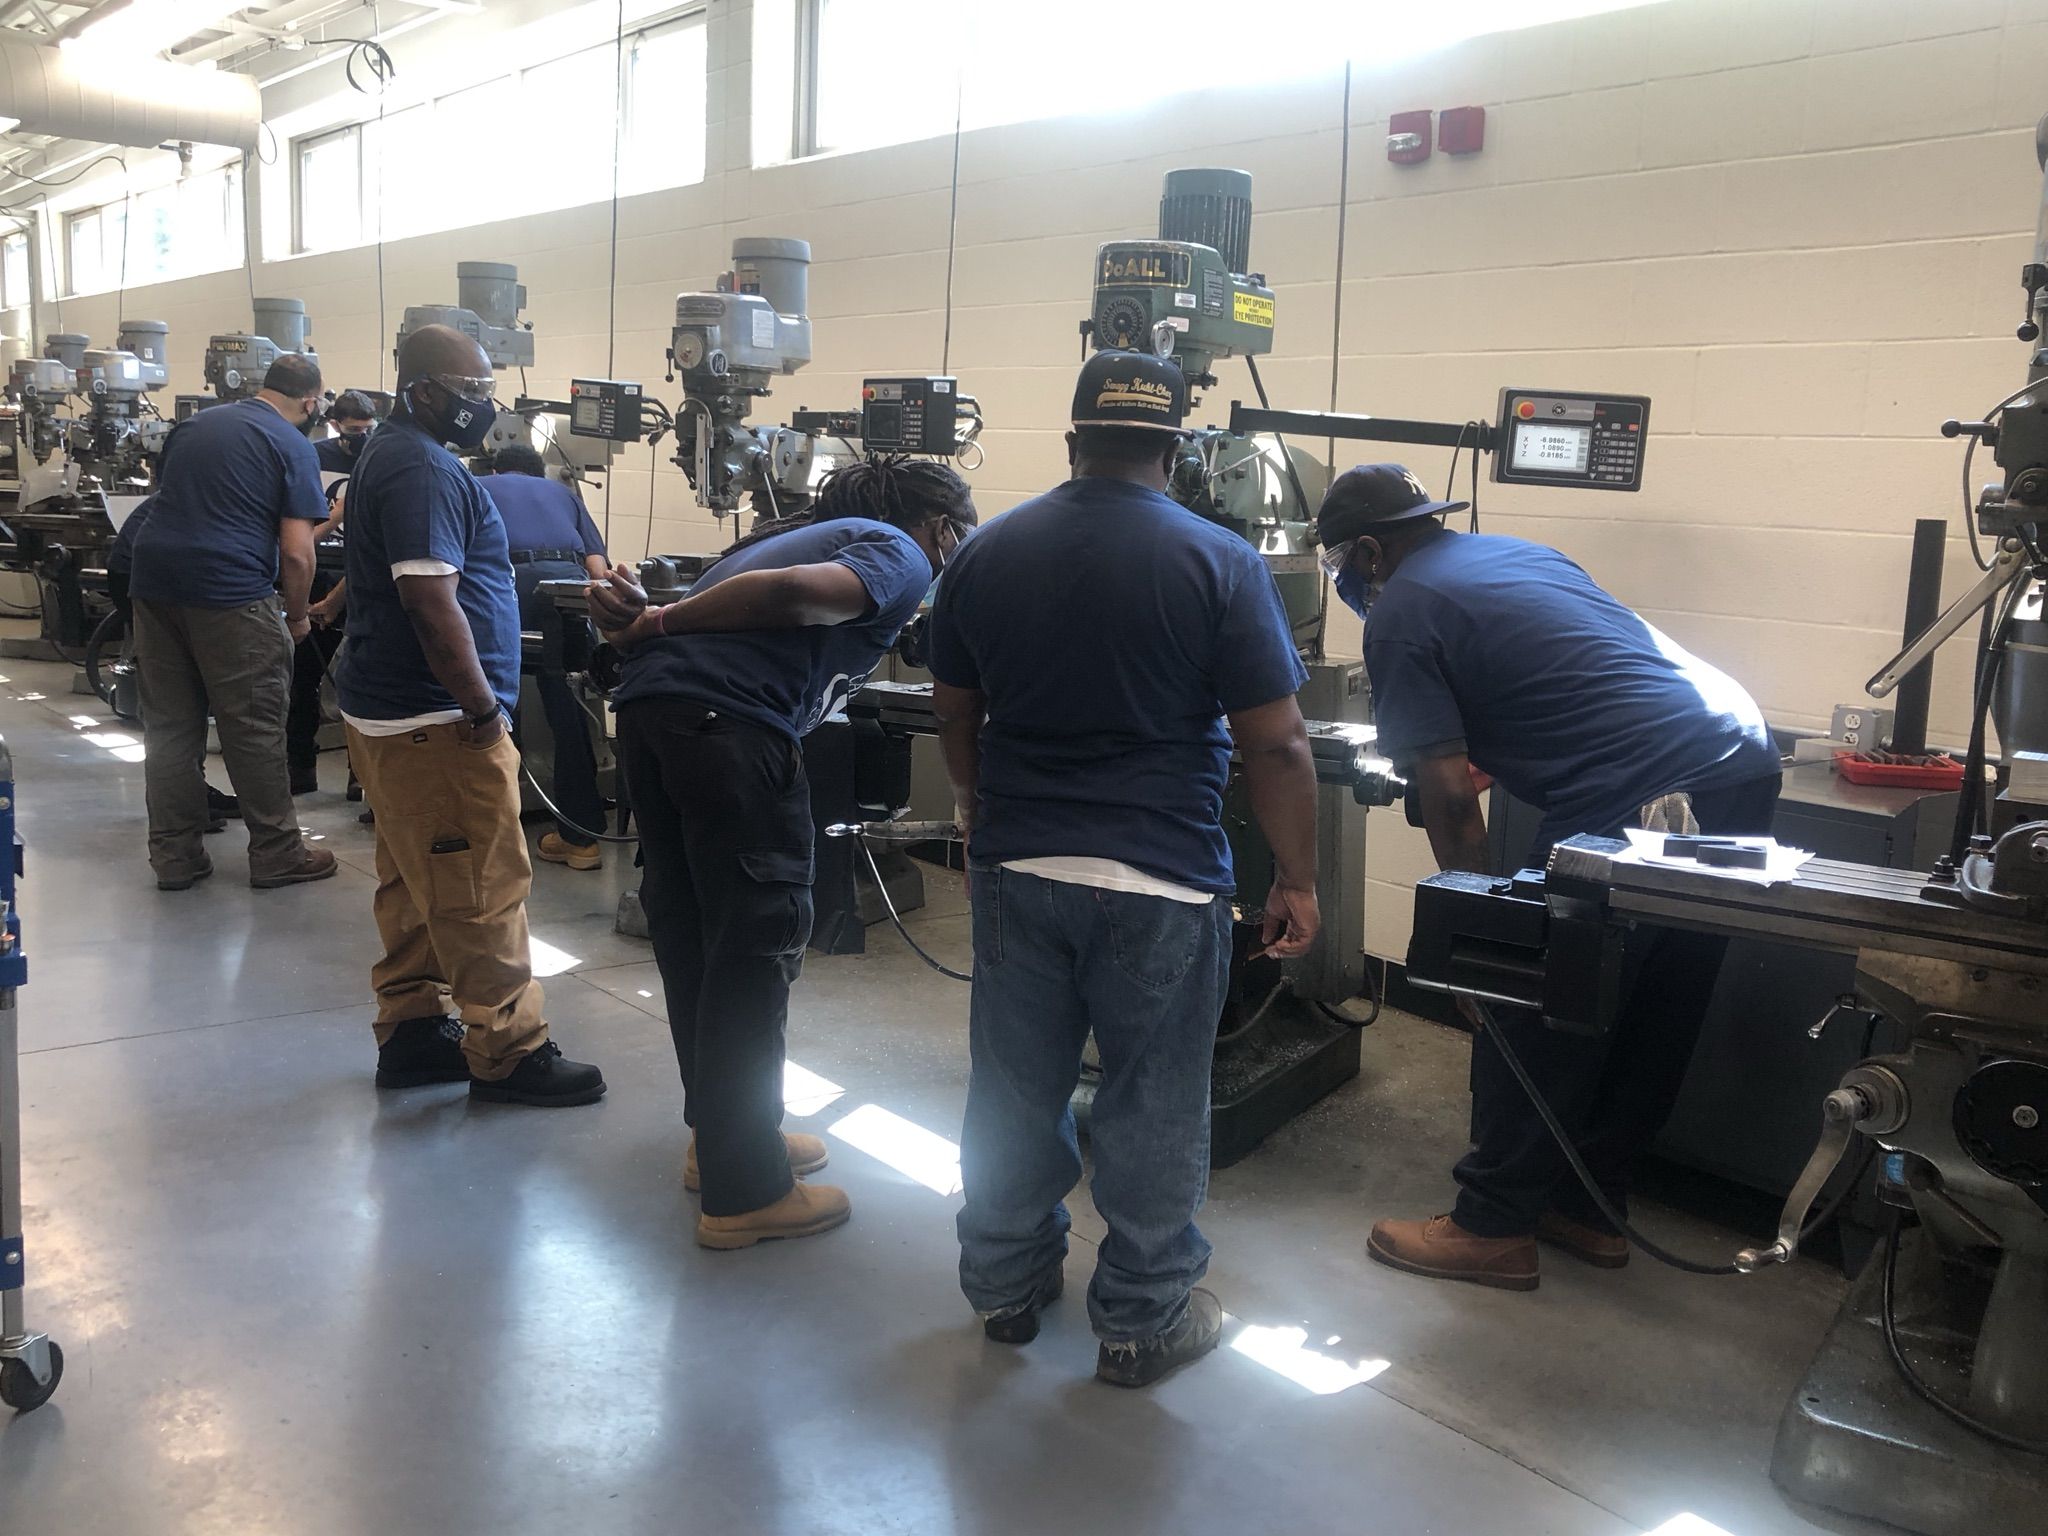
[[35, 0, 2048, 958]]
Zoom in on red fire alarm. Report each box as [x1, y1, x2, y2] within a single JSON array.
[[1439, 105, 1486, 155], [1387, 109, 1432, 165]]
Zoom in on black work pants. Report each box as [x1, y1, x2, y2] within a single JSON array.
[[1452, 772, 1783, 1238], [618, 698, 815, 1217], [287, 570, 341, 775], [516, 562, 605, 847]]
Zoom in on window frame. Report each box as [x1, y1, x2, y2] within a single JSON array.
[[293, 122, 366, 256], [65, 201, 128, 297], [0, 230, 30, 310], [285, 3, 708, 259]]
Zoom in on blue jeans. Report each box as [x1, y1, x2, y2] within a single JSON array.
[[956, 866, 1231, 1343]]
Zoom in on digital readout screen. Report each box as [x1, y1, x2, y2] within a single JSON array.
[[1509, 421, 1592, 474]]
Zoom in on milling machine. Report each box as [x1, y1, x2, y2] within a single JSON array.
[[182, 297, 320, 413], [0, 323, 171, 656], [1087, 168, 1327, 657]]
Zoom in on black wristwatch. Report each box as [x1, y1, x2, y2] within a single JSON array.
[[464, 707, 502, 733]]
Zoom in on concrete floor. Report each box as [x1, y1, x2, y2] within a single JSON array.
[[0, 653, 1892, 1536]]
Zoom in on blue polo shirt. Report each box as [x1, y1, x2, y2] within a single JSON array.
[[926, 477, 1308, 896], [479, 473, 605, 561], [128, 399, 326, 607], [1361, 528, 1776, 839], [613, 518, 929, 740], [331, 411, 521, 721]]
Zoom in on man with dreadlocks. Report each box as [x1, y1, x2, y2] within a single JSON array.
[[590, 455, 976, 1249]]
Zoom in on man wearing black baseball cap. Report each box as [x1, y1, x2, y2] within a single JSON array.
[[926, 351, 1322, 1386], [1319, 463, 1780, 1292]]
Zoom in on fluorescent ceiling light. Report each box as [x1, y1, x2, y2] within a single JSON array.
[[71, 0, 246, 59], [1644, 1519, 1740, 1536]]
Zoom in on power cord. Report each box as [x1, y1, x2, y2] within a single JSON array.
[[1470, 998, 1866, 1277], [1880, 1210, 2048, 1456], [857, 835, 971, 982]]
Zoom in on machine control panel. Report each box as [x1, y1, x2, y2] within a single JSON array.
[[1492, 389, 1649, 492], [861, 376, 958, 455], [568, 378, 644, 442]]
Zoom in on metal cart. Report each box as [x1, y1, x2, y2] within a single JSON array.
[[0, 737, 61, 1412]]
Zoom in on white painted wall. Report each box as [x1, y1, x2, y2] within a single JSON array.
[[24, 0, 2048, 957]]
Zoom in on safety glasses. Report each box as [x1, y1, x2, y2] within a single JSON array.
[[428, 373, 496, 405], [1317, 538, 1358, 581]]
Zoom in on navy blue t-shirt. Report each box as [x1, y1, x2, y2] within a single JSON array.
[[1362, 528, 1776, 839], [927, 478, 1308, 896], [129, 399, 326, 607], [479, 473, 605, 560], [315, 434, 366, 475], [613, 518, 930, 739], [331, 412, 522, 721]]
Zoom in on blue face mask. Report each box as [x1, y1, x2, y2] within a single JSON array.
[[1334, 560, 1373, 620]]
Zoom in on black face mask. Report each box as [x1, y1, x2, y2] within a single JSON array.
[[411, 381, 497, 452], [296, 401, 324, 438], [338, 431, 369, 459]]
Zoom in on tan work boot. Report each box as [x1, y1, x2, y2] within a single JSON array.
[[696, 1182, 851, 1250], [1367, 1214, 1539, 1291], [251, 846, 339, 889], [685, 1131, 828, 1193], [537, 832, 602, 871], [1536, 1210, 1630, 1269]]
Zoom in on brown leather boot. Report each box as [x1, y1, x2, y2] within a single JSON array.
[[1367, 1214, 1539, 1291], [1536, 1211, 1630, 1269], [684, 1132, 829, 1192], [696, 1182, 851, 1250]]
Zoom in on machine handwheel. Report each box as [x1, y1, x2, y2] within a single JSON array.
[[0, 1341, 64, 1413]]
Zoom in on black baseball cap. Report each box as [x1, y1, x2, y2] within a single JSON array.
[[1071, 350, 1188, 434], [1315, 463, 1468, 547]]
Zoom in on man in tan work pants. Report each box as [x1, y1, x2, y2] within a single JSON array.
[[347, 722, 551, 1088], [329, 322, 604, 1108]]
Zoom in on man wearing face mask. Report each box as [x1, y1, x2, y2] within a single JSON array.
[[1316, 463, 1779, 1291], [315, 389, 378, 475], [333, 324, 606, 1108], [129, 353, 339, 892]]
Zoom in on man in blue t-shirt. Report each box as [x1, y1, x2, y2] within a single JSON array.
[[481, 446, 610, 869], [129, 354, 337, 892], [1317, 464, 1781, 1292], [926, 351, 1322, 1388], [333, 323, 604, 1110]]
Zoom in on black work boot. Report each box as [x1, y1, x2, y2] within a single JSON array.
[[1096, 1288, 1224, 1389], [983, 1264, 1066, 1345], [206, 786, 241, 820], [375, 1016, 469, 1089], [468, 1040, 606, 1108]]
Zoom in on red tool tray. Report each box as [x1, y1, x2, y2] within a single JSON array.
[[1833, 750, 1966, 789]]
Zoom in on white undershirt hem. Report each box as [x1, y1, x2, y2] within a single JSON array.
[[392, 559, 458, 578], [343, 708, 466, 737], [1000, 856, 1213, 905]]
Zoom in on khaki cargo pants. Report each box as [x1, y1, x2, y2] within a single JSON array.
[[346, 721, 548, 1081]]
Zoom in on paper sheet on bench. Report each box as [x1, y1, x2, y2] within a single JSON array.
[[1615, 828, 1817, 888]]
